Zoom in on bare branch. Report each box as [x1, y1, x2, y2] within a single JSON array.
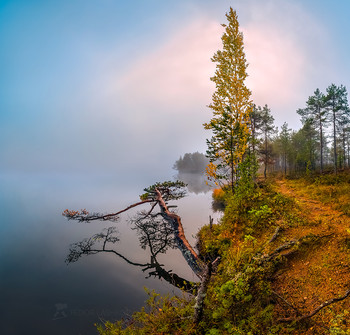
[[65, 227, 150, 268], [62, 199, 153, 222], [268, 226, 282, 243], [92, 249, 150, 268], [146, 261, 199, 294], [278, 288, 350, 323], [63, 181, 203, 293], [272, 291, 302, 316]]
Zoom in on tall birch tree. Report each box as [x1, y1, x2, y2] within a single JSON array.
[[204, 8, 252, 192]]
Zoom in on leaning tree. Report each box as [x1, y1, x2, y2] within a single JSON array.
[[63, 181, 218, 323]]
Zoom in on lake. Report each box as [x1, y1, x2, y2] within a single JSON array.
[[0, 172, 217, 334]]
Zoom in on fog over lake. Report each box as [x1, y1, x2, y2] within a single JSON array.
[[2, 1, 350, 334], [0, 171, 216, 334]]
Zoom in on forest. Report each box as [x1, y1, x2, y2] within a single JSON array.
[[253, 84, 350, 177], [63, 7, 350, 335]]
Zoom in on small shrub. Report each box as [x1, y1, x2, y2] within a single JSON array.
[[329, 310, 350, 334], [96, 289, 195, 335], [212, 188, 226, 212]]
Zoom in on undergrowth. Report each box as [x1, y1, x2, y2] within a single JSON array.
[[286, 171, 350, 216], [96, 173, 350, 334]]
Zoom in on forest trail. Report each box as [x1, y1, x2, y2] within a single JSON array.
[[270, 178, 350, 333], [275, 178, 350, 237]]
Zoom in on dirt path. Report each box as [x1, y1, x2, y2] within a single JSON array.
[[275, 179, 349, 237], [271, 179, 350, 334]]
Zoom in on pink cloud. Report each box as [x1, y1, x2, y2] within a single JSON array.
[[113, 2, 330, 129], [243, 24, 305, 108], [116, 19, 223, 113]]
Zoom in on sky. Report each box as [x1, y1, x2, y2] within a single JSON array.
[[1, 0, 350, 180]]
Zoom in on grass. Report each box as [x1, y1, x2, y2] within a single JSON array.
[[96, 173, 350, 334], [284, 171, 350, 216], [269, 172, 350, 334]]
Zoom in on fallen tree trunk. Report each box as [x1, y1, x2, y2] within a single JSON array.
[[155, 188, 205, 278]]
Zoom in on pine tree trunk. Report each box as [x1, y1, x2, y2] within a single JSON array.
[[155, 189, 205, 278], [333, 106, 337, 174], [319, 111, 323, 173]]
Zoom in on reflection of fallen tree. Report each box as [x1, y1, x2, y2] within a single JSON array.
[[63, 181, 217, 320]]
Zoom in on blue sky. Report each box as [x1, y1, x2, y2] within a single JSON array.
[[1, 0, 350, 178]]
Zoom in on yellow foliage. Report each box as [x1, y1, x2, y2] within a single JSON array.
[[206, 162, 219, 186], [204, 8, 253, 188], [212, 188, 225, 199]]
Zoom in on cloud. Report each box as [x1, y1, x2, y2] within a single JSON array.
[[241, 0, 332, 128], [244, 24, 305, 108], [115, 19, 223, 113], [113, 2, 330, 130], [94, 17, 225, 167]]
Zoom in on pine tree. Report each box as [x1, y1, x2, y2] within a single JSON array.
[[277, 122, 292, 176], [259, 105, 275, 179], [291, 120, 318, 173], [325, 84, 350, 173], [297, 88, 327, 172], [204, 8, 252, 191], [249, 104, 264, 157], [339, 119, 350, 168]]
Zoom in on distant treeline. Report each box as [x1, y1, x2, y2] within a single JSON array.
[[253, 84, 350, 175], [173, 152, 209, 174]]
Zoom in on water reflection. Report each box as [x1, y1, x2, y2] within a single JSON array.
[[175, 172, 211, 194], [173, 152, 211, 194], [0, 173, 216, 334]]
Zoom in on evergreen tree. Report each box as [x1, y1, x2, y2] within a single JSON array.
[[277, 122, 292, 176], [259, 105, 275, 178], [344, 124, 350, 168], [245, 104, 264, 181], [249, 104, 263, 157], [336, 101, 350, 169], [291, 120, 318, 173], [297, 88, 327, 172], [204, 8, 252, 191], [325, 84, 350, 173]]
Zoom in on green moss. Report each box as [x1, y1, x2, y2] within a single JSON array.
[[96, 289, 196, 335], [97, 175, 350, 334]]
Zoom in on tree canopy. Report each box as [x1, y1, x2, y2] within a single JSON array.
[[204, 8, 252, 191]]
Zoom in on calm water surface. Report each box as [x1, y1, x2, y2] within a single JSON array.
[[0, 173, 216, 334]]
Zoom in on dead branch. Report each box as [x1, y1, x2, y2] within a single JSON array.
[[278, 288, 350, 323], [260, 239, 297, 263], [263, 233, 326, 263], [268, 226, 281, 243], [271, 291, 302, 316], [62, 199, 153, 222], [146, 261, 199, 294]]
